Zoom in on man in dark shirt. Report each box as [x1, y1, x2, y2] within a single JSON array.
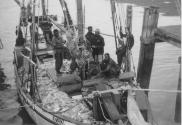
[[52, 29, 66, 74], [125, 27, 134, 50], [116, 37, 126, 68], [15, 31, 25, 47], [85, 26, 95, 53], [94, 29, 105, 62], [121, 27, 134, 50]]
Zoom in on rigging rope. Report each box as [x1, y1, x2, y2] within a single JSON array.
[[0, 38, 3, 49]]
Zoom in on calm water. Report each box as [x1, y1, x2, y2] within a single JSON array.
[[0, 0, 180, 125]]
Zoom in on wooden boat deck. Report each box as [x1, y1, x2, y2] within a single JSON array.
[[47, 68, 57, 82]]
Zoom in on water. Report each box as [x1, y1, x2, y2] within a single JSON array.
[[0, 0, 180, 125]]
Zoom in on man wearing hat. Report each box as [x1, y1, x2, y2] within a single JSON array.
[[85, 26, 95, 53], [94, 28, 105, 62]]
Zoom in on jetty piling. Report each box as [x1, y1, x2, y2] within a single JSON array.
[[174, 56, 181, 123], [137, 7, 159, 93], [137, 5, 181, 123]]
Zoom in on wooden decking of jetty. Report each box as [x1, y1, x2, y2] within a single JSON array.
[[155, 25, 181, 48]]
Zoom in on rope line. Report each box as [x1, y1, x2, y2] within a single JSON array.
[[88, 87, 182, 98], [0, 84, 180, 111], [0, 38, 3, 49]]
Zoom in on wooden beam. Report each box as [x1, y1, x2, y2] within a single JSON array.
[[155, 28, 181, 48]]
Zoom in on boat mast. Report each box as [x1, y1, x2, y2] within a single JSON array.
[[76, 0, 84, 38], [29, 0, 36, 98], [125, 5, 133, 72], [41, 0, 47, 16], [31, 0, 36, 57], [110, 0, 118, 50], [59, 0, 70, 29], [46, 0, 49, 14]]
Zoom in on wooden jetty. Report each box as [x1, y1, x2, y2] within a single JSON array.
[[137, 5, 181, 123]]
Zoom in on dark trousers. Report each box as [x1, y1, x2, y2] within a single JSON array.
[[92, 48, 99, 62], [117, 54, 123, 67], [55, 49, 64, 73], [117, 52, 125, 68]]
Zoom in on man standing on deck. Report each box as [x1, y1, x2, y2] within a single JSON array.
[[52, 29, 66, 74], [85, 26, 95, 53], [94, 29, 105, 62], [30, 23, 39, 49], [125, 27, 134, 50]]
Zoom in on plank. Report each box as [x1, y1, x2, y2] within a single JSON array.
[[119, 71, 135, 80]]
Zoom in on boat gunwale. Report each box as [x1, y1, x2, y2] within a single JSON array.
[[14, 63, 90, 125]]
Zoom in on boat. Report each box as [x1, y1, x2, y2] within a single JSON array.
[[13, 0, 156, 125]]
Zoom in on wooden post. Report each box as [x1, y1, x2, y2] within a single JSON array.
[[77, 0, 84, 38], [137, 7, 159, 91], [174, 56, 181, 123]]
